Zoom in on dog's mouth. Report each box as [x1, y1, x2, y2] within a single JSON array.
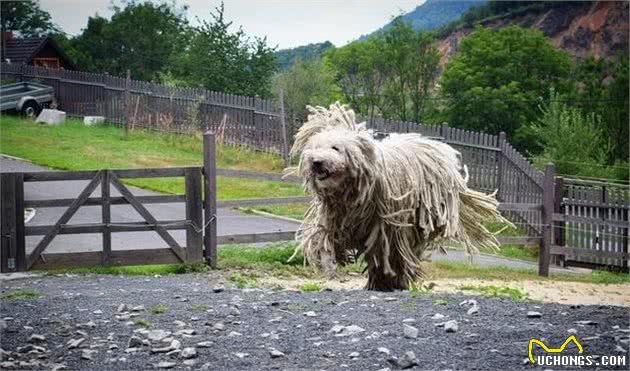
[[313, 169, 331, 181]]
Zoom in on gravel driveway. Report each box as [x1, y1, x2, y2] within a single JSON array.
[[1, 274, 628, 370]]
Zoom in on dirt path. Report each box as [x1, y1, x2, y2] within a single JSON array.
[[256, 274, 630, 307]]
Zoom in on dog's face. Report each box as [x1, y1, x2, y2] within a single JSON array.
[[299, 128, 376, 191]]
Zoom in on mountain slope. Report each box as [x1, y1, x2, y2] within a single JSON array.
[[363, 0, 485, 39], [274, 41, 334, 71]]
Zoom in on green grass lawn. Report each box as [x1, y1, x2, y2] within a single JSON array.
[[49, 243, 629, 285], [0, 116, 303, 199]]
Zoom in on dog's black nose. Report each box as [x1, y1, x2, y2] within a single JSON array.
[[312, 161, 323, 172]]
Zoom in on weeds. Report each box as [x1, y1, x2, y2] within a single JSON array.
[[134, 319, 152, 328], [458, 285, 529, 302], [0, 289, 44, 301], [150, 304, 169, 314], [299, 282, 321, 292]]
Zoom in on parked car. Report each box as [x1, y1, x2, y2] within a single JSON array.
[[0, 81, 55, 118]]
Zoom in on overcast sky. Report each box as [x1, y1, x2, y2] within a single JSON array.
[[39, 0, 422, 49]]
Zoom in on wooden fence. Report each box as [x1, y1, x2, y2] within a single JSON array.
[[2, 64, 627, 272], [0, 133, 218, 272]]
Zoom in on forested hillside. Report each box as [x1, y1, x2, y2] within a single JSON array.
[[274, 41, 334, 71]]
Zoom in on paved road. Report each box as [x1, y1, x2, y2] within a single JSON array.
[[0, 157, 300, 254]]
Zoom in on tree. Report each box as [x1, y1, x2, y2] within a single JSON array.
[[530, 89, 624, 179], [272, 58, 339, 125], [440, 26, 571, 150], [170, 3, 276, 97], [65, 1, 189, 81], [0, 0, 57, 37]]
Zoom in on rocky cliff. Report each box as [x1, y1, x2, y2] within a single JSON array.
[[437, 1, 629, 65]]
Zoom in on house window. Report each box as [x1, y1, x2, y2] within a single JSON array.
[[32, 58, 60, 69]]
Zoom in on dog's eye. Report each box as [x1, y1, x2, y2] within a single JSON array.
[[331, 146, 340, 152]]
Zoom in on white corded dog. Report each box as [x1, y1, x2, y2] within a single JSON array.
[[286, 103, 510, 290]]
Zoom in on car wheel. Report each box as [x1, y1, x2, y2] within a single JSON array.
[[21, 100, 41, 118]]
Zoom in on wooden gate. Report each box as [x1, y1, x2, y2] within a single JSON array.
[[1, 135, 217, 272]]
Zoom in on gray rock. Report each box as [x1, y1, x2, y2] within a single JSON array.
[[388, 351, 418, 369], [384, 297, 397, 302], [431, 313, 445, 320], [131, 305, 145, 312], [331, 325, 365, 337], [233, 352, 249, 359], [127, 336, 143, 349], [403, 324, 418, 339], [212, 286, 225, 293], [83, 116, 105, 126], [304, 311, 317, 317], [467, 306, 479, 315], [28, 334, 46, 343], [173, 320, 186, 327], [402, 318, 416, 323], [157, 361, 176, 369], [212, 323, 225, 331], [228, 331, 242, 337], [269, 348, 285, 358], [81, 349, 97, 360], [183, 360, 197, 366], [181, 347, 197, 359], [117, 304, 128, 313], [349, 351, 360, 358], [444, 320, 459, 333], [67, 338, 85, 349], [527, 311, 542, 318], [147, 330, 171, 342], [36, 109, 66, 125], [377, 347, 390, 356], [197, 341, 213, 348]]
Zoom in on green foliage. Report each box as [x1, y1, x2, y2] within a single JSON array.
[[0, 289, 44, 301], [530, 89, 622, 179], [150, 304, 169, 314], [134, 319, 152, 328], [458, 285, 529, 301], [299, 282, 321, 292], [433, 299, 448, 305], [0, 0, 57, 37], [228, 272, 259, 289], [64, 1, 189, 81], [440, 26, 571, 150], [328, 19, 440, 123], [170, 3, 276, 97], [272, 58, 339, 124], [190, 304, 208, 312], [275, 41, 334, 71]]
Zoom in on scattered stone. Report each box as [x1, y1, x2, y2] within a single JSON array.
[[444, 320, 459, 333], [197, 341, 213, 348], [156, 361, 176, 369], [117, 304, 128, 313], [431, 313, 445, 320], [212, 323, 225, 331], [93, 310, 103, 315], [384, 297, 397, 302], [173, 320, 186, 328], [228, 331, 242, 337], [147, 330, 171, 342], [175, 329, 196, 336], [568, 328, 578, 334], [304, 311, 317, 317], [127, 336, 143, 349], [269, 348, 285, 358], [81, 350, 97, 361], [467, 306, 479, 315], [183, 360, 197, 366], [181, 347, 197, 359], [131, 305, 145, 312], [349, 351, 360, 358], [575, 320, 598, 326], [213, 286, 225, 293], [28, 334, 46, 343], [51, 364, 67, 371], [234, 352, 249, 359], [330, 325, 365, 337], [527, 311, 542, 318], [378, 347, 390, 356], [388, 351, 418, 369], [402, 318, 416, 323], [67, 338, 85, 349], [403, 324, 418, 339]]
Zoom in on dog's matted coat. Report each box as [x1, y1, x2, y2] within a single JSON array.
[[286, 103, 510, 291]]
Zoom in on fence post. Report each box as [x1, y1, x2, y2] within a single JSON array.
[[279, 89, 290, 167], [496, 131, 506, 200], [101, 170, 112, 266], [185, 167, 203, 263], [539, 163, 555, 277], [124, 69, 130, 138], [553, 176, 565, 267], [203, 132, 217, 268], [0, 174, 25, 272]]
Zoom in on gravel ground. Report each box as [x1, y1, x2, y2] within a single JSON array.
[[1, 273, 628, 371]]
